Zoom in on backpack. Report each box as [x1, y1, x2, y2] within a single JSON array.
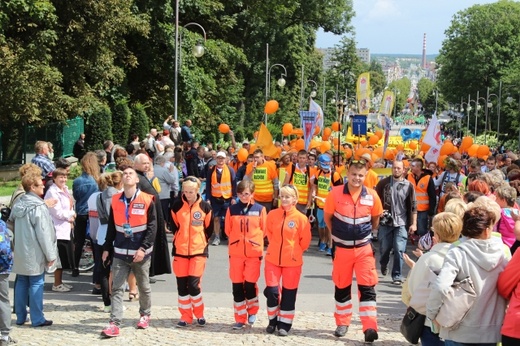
[[169, 127, 181, 146], [437, 171, 461, 196], [0, 220, 13, 274]]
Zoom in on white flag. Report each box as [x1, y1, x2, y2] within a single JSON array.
[[309, 99, 324, 131], [423, 112, 441, 147]]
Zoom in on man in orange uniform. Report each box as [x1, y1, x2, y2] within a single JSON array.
[[283, 149, 315, 214], [170, 177, 213, 327], [324, 159, 383, 343], [246, 149, 279, 213], [312, 154, 342, 255], [206, 151, 237, 246], [225, 180, 267, 329], [407, 158, 436, 241]]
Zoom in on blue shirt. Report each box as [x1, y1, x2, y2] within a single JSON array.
[[73, 173, 99, 215], [31, 154, 56, 178]]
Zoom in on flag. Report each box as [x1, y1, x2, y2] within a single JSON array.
[[309, 99, 324, 132], [379, 90, 395, 117], [299, 111, 318, 151], [256, 123, 278, 158], [423, 112, 442, 163], [356, 72, 370, 115]]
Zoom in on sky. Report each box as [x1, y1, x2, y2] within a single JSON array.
[[316, 0, 498, 55]]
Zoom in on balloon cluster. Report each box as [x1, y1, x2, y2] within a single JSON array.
[[400, 128, 422, 141]]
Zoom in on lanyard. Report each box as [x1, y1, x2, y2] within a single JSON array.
[[123, 190, 139, 223]]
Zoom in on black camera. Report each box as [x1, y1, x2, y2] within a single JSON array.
[[380, 210, 393, 226]]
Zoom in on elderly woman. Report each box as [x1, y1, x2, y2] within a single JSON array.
[[426, 206, 508, 346], [403, 212, 463, 346], [11, 173, 57, 327]]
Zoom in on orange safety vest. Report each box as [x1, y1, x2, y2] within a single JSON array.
[[407, 173, 431, 212], [170, 196, 213, 257], [211, 165, 232, 199], [111, 190, 155, 260]]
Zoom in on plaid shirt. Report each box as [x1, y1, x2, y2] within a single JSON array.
[[31, 154, 56, 178]]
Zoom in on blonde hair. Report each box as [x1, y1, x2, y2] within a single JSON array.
[[495, 183, 517, 207], [444, 199, 467, 218], [19, 163, 42, 178], [182, 176, 201, 191], [280, 185, 299, 201], [469, 196, 501, 225], [432, 212, 463, 243]]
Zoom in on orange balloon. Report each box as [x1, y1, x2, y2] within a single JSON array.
[[375, 130, 383, 139], [237, 148, 248, 162], [440, 142, 454, 156], [344, 147, 353, 159], [218, 123, 230, 134], [314, 126, 320, 136], [421, 142, 431, 153], [310, 139, 319, 149], [384, 149, 395, 160], [323, 127, 332, 138], [360, 140, 368, 147], [355, 148, 370, 160], [396, 144, 404, 152], [282, 123, 293, 136], [295, 138, 305, 151], [264, 100, 279, 114], [332, 122, 341, 131], [248, 144, 257, 154], [374, 147, 384, 158], [371, 153, 379, 162], [368, 135, 380, 146], [452, 145, 458, 154], [408, 141, 417, 150], [477, 145, 490, 158], [320, 141, 331, 152], [467, 144, 479, 157], [460, 136, 473, 150], [438, 155, 448, 168], [333, 137, 339, 146], [291, 128, 303, 137]]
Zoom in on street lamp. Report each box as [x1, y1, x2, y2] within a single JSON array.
[[484, 87, 499, 144], [173, 11, 207, 121], [266, 64, 287, 99], [506, 94, 520, 151], [308, 80, 318, 99]]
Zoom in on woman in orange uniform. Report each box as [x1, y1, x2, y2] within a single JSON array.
[[225, 180, 267, 329], [170, 177, 213, 327], [264, 185, 311, 336]]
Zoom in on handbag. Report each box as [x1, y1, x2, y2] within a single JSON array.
[[435, 276, 477, 330], [400, 306, 426, 344]]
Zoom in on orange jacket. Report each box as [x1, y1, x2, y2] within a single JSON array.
[[225, 201, 266, 258], [497, 249, 520, 339], [265, 206, 311, 267], [170, 195, 213, 257]]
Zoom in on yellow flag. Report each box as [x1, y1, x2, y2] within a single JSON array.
[[379, 91, 395, 117], [356, 72, 370, 115], [256, 123, 278, 158]]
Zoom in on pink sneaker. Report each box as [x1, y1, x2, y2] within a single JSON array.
[[137, 315, 150, 329], [101, 322, 120, 337]]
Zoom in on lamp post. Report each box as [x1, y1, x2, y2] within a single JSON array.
[[433, 89, 439, 114], [484, 87, 499, 144], [265, 62, 287, 125], [173, 5, 207, 122], [475, 91, 486, 137], [506, 94, 520, 152], [308, 80, 318, 99]]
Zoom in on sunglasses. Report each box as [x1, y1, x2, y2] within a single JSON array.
[[350, 159, 367, 165], [184, 176, 198, 183]]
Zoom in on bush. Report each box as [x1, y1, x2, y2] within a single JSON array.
[[112, 99, 131, 145], [130, 102, 149, 143], [84, 102, 113, 152]]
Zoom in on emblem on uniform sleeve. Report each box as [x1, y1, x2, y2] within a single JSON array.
[[288, 221, 296, 228], [193, 211, 202, 219]]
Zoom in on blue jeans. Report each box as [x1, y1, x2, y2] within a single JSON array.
[[444, 341, 495, 346], [417, 211, 430, 236], [14, 273, 46, 326], [379, 224, 407, 281], [421, 326, 444, 346]]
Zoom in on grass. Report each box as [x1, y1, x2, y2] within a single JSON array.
[[0, 180, 74, 197]]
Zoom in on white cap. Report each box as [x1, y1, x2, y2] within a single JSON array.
[[216, 151, 227, 158]]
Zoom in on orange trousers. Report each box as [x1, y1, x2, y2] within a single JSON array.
[[173, 256, 206, 323], [230, 256, 261, 324]]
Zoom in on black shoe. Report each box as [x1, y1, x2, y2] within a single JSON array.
[[71, 269, 79, 277], [364, 328, 378, 343], [334, 325, 348, 337], [266, 325, 276, 334], [277, 329, 288, 337], [92, 287, 102, 295], [35, 320, 53, 327], [381, 266, 388, 276], [149, 278, 157, 284]]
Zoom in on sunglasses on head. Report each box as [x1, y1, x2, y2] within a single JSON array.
[[350, 159, 366, 165], [184, 176, 198, 183]]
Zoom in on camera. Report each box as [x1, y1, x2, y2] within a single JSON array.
[[380, 210, 393, 226]]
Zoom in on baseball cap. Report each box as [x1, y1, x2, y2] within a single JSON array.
[[318, 154, 332, 170], [360, 153, 372, 162], [216, 151, 227, 158]]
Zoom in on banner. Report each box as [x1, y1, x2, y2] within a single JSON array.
[[352, 115, 367, 136], [423, 112, 442, 163], [299, 111, 318, 151], [379, 90, 395, 117], [356, 72, 370, 115], [309, 99, 324, 132]]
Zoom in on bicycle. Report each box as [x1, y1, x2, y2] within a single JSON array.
[[78, 238, 95, 272]]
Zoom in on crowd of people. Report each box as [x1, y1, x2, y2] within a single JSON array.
[[0, 117, 520, 345]]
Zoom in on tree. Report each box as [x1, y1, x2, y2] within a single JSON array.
[[130, 103, 150, 143], [111, 99, 132, 145], [84, 103, 113, 152], [416, 78, 436, 116]]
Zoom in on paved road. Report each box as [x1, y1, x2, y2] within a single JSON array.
[[7, 232, 414, 345]]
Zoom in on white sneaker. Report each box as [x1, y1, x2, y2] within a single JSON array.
[[52, 284, 71, 292], [104, 305, 111, 313], [212, 237, 220, 246], [62, 283, 73, 289]]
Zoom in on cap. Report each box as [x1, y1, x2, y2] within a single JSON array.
[[242, 141, 250, 145], [360, 153, 372, 162], [318, 154, 332, 170], [216, 151, 227, 158]]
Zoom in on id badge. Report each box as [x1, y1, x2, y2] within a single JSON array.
[[123, 223, 133, 238]]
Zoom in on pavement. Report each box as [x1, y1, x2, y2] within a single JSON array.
[[6, 232, 414, 346]]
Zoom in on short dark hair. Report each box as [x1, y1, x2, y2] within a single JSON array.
[[55, 157, 71, 169], [462, 207, 496, 238], [237, 180, 255, 193]]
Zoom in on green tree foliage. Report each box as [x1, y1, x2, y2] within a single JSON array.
[[437, 0, 520, 136], [388, 78, 412, 115], [84, 103, 113, 152], [130, 103, 150, 143], [111, 99, 132, 145], [416, 78, 436, 115]]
